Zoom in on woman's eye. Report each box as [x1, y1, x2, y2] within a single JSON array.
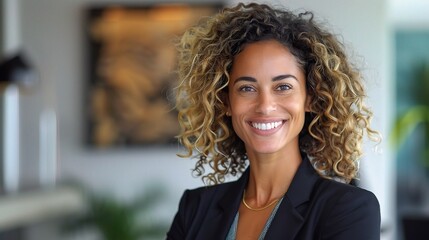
[[239, 86, 255, 92], [276, 84, 291, 91]]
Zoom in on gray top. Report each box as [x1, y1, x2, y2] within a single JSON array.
[[226, 196, 284, 240]]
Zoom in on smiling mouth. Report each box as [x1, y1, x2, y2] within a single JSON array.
[[251, 121, 284, 131]]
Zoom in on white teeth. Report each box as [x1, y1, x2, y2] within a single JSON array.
[[252, 121, 282, 131]]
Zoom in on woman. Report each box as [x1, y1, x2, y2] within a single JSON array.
[[167, 3, 381, 240]]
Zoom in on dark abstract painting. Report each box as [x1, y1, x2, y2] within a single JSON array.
[[85, 4, 220, 147]]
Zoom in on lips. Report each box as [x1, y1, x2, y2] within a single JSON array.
[[251, 121, 283, 131]]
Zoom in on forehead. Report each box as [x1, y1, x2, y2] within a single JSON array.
[[230, 40, 303, 78]]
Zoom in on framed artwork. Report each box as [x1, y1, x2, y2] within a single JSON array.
[[85, 3, 221, 147]]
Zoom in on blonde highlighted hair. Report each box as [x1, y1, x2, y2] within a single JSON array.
[[175, 3, 379, 185]]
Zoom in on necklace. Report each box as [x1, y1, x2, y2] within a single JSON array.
[[242, 190, 280, 211]]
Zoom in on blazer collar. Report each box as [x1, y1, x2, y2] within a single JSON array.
[[218, 154, 319, 209], [264, 155, 321, 239], [196, 169, 248, 240], [285, 155, 321, 207], [219, 154, 319, 207]]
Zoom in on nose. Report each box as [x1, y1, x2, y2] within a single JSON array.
[[255, 91, 277, 115]]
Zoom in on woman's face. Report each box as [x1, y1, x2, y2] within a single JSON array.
[[227, 40, 309, 157]]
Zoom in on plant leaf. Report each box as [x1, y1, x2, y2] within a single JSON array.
[[390, 105, 429, 149]]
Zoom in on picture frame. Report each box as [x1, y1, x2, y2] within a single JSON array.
[[85, 3, 221, 147]]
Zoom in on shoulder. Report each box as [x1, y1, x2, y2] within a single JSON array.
[[167, 182, 235, 239], [167, 181, 239, 238], [176, 180, 238, 215], [182, 180, 237, 201], [316, 178, 379, 208], [314, 178, 381, 239]]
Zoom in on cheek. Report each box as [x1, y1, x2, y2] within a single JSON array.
[[283, 100, 307, 129], [284, 98, 306, 114], [229, 104, 248, 132], [229, 95, 248, 114], [230, 116, 245, 140], [230, 107, 245, 127]]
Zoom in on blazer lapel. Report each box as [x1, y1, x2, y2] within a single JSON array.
[[195, 169, 249, 240], [263, 157, 321, 239]]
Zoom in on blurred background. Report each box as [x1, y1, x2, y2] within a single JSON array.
[[0, 0, 427, 239]]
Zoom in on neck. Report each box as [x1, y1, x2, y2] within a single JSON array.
[[245, 147, 302, 206]]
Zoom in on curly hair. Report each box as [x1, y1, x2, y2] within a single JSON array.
[[175, 3, 380, 185]]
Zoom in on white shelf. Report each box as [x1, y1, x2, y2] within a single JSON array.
[[0, 186, 86, 230]]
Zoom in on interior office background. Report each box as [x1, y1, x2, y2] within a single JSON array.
[[0, 0, 428, 239]]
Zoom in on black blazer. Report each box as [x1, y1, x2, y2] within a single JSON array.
[[167, 157, 381, 239]]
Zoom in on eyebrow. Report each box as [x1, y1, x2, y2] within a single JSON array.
[[233, 74, 298, 84]]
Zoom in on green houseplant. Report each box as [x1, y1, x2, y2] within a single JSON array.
[[63, 186, 168, 240], [391, 62, 429, 167]]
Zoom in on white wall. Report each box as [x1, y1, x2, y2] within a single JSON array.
[[16, 0, 393, 239], [389, 0, 429, 29]]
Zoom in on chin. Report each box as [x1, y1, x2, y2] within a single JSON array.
[[248, 143, 283, 155]]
